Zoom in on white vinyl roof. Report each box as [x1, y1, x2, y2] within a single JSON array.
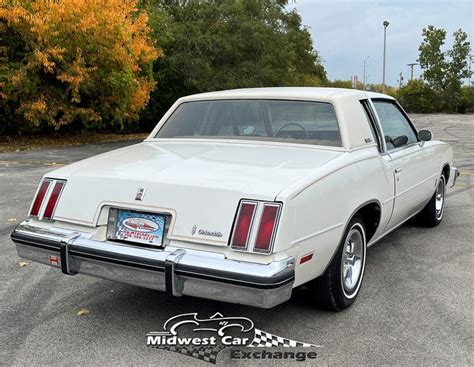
[[181, 87, 393, 102]]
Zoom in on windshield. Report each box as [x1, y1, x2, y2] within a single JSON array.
[[155, 99, 342, 147]]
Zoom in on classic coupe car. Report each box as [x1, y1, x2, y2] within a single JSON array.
[[11, 88, 459, 311]]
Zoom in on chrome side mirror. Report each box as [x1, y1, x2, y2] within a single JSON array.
[[418, 129, 432, 141]]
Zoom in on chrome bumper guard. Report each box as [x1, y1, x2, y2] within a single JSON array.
[[11, 223, 294, 308]]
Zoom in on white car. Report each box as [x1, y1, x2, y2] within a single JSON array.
[[11, 88, 459, 310]]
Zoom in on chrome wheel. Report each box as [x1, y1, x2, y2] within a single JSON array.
[[435, 176, 445, 220], [341, 225, 365, 297]]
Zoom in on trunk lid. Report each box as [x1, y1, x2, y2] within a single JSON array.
[[51, 141, 342, 245]]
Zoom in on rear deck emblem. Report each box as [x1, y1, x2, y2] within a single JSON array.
[[135, 188, 146, 201]]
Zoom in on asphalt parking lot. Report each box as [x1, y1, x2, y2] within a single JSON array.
[[0, 114, 472, 366]]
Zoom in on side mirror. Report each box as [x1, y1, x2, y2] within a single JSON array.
[[393, 135, 409, 148], [418, 129, 432, 141]]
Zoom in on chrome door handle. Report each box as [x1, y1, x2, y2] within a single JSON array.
[[394, 167, 403, 173]]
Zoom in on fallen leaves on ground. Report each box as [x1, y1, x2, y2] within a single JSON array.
[[77, 308, 90, 316]]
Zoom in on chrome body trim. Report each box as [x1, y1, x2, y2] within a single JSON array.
[[11, 222, 295, 309]]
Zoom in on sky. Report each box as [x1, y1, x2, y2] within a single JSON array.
[[289, 0, 474, 86]]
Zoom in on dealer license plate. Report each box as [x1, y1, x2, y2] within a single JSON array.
[[110, 209, 165, 246]]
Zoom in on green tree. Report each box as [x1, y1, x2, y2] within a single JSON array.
[[396, 79, 440, 113], [418, 26, 471, 112], [139, 0, 327, 129], [326, 80, 353, 89], [460, 85, 474, 113]]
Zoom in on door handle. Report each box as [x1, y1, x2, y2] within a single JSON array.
[[394, 167, 403, 173]]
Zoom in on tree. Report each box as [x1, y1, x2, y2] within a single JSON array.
[[139, 0, 327, 129], [418, 26, 471, 112], [396, 79, 440, 113], [460, 85, 474, 113], [0, 0, 161, 134]]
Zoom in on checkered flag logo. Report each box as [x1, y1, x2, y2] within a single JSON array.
[[148, 344, 225, 364], [147, 312, 321, 364], [248, 328, 321, 348]]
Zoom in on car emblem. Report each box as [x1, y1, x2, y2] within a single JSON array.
[[191, 225, 197, 235], [135, 188, 146, 201]]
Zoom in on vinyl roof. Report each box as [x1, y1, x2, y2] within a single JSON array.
[[182, 87, 392, 102]]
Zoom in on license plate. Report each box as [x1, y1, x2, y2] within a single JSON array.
[[111, 209, 165, 246]]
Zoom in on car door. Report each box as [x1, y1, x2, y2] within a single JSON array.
[[370, 99, 437, 231]]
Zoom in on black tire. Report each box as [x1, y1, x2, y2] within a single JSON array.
[[415, 174, 446, 227], [309, 215, 367, 311]]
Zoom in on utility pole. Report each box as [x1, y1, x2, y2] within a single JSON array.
[[382, 21, 390, 93], [363, 56, 369, 90], [469, 55, 473, 85], [407, 62, 419, 81], [398, 72, 404, 88]]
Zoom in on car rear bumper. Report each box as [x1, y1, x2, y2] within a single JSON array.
[[11, 222, 294, 308]]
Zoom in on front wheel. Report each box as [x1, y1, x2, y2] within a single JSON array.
[[309, 215, 367, 311], [415, 174, 446, 227]]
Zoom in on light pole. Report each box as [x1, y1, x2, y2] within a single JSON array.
[[382, 20, 390, 93], [363, 56, 369, 90]]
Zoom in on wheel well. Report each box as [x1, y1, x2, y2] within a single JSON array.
[[442, 164, 450, 181], [355, 202, 381, 243]]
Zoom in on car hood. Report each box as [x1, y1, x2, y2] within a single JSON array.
[[50, 141, 343, 244]]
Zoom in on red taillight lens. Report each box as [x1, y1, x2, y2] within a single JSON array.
[[42, 181, 65, 219], [30, 180, 51, 216], [254, 203, 281, 253], [230, 201, 257, 250]]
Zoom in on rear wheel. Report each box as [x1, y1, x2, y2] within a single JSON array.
[[309, 215, 367, 311], [416, 174, 446, 227]]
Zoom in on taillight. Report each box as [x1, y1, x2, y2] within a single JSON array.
[[230, 201, 257, 250], [42, 181, 66, 219], [254, 203, 281, 253], [30, 180, 51, 217]]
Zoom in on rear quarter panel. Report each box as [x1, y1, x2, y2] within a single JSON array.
[[275, 147, 393, 287]]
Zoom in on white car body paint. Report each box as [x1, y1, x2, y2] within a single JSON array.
[[25, 88, 455, 288]]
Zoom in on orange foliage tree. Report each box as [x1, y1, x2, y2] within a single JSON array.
[[0, 0, 161, 131]]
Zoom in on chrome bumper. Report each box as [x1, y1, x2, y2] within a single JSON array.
[[11, 223, 294, 308], [450, 166, 460, 187]]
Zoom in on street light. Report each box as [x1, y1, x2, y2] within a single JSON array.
[[382, 20, 390, 93], [363, 56, 369, 90]]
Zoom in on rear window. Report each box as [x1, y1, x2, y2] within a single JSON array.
[[155, 99, 341, 147]]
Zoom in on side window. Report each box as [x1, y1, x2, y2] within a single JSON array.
[[372, 100, 418, 150]]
